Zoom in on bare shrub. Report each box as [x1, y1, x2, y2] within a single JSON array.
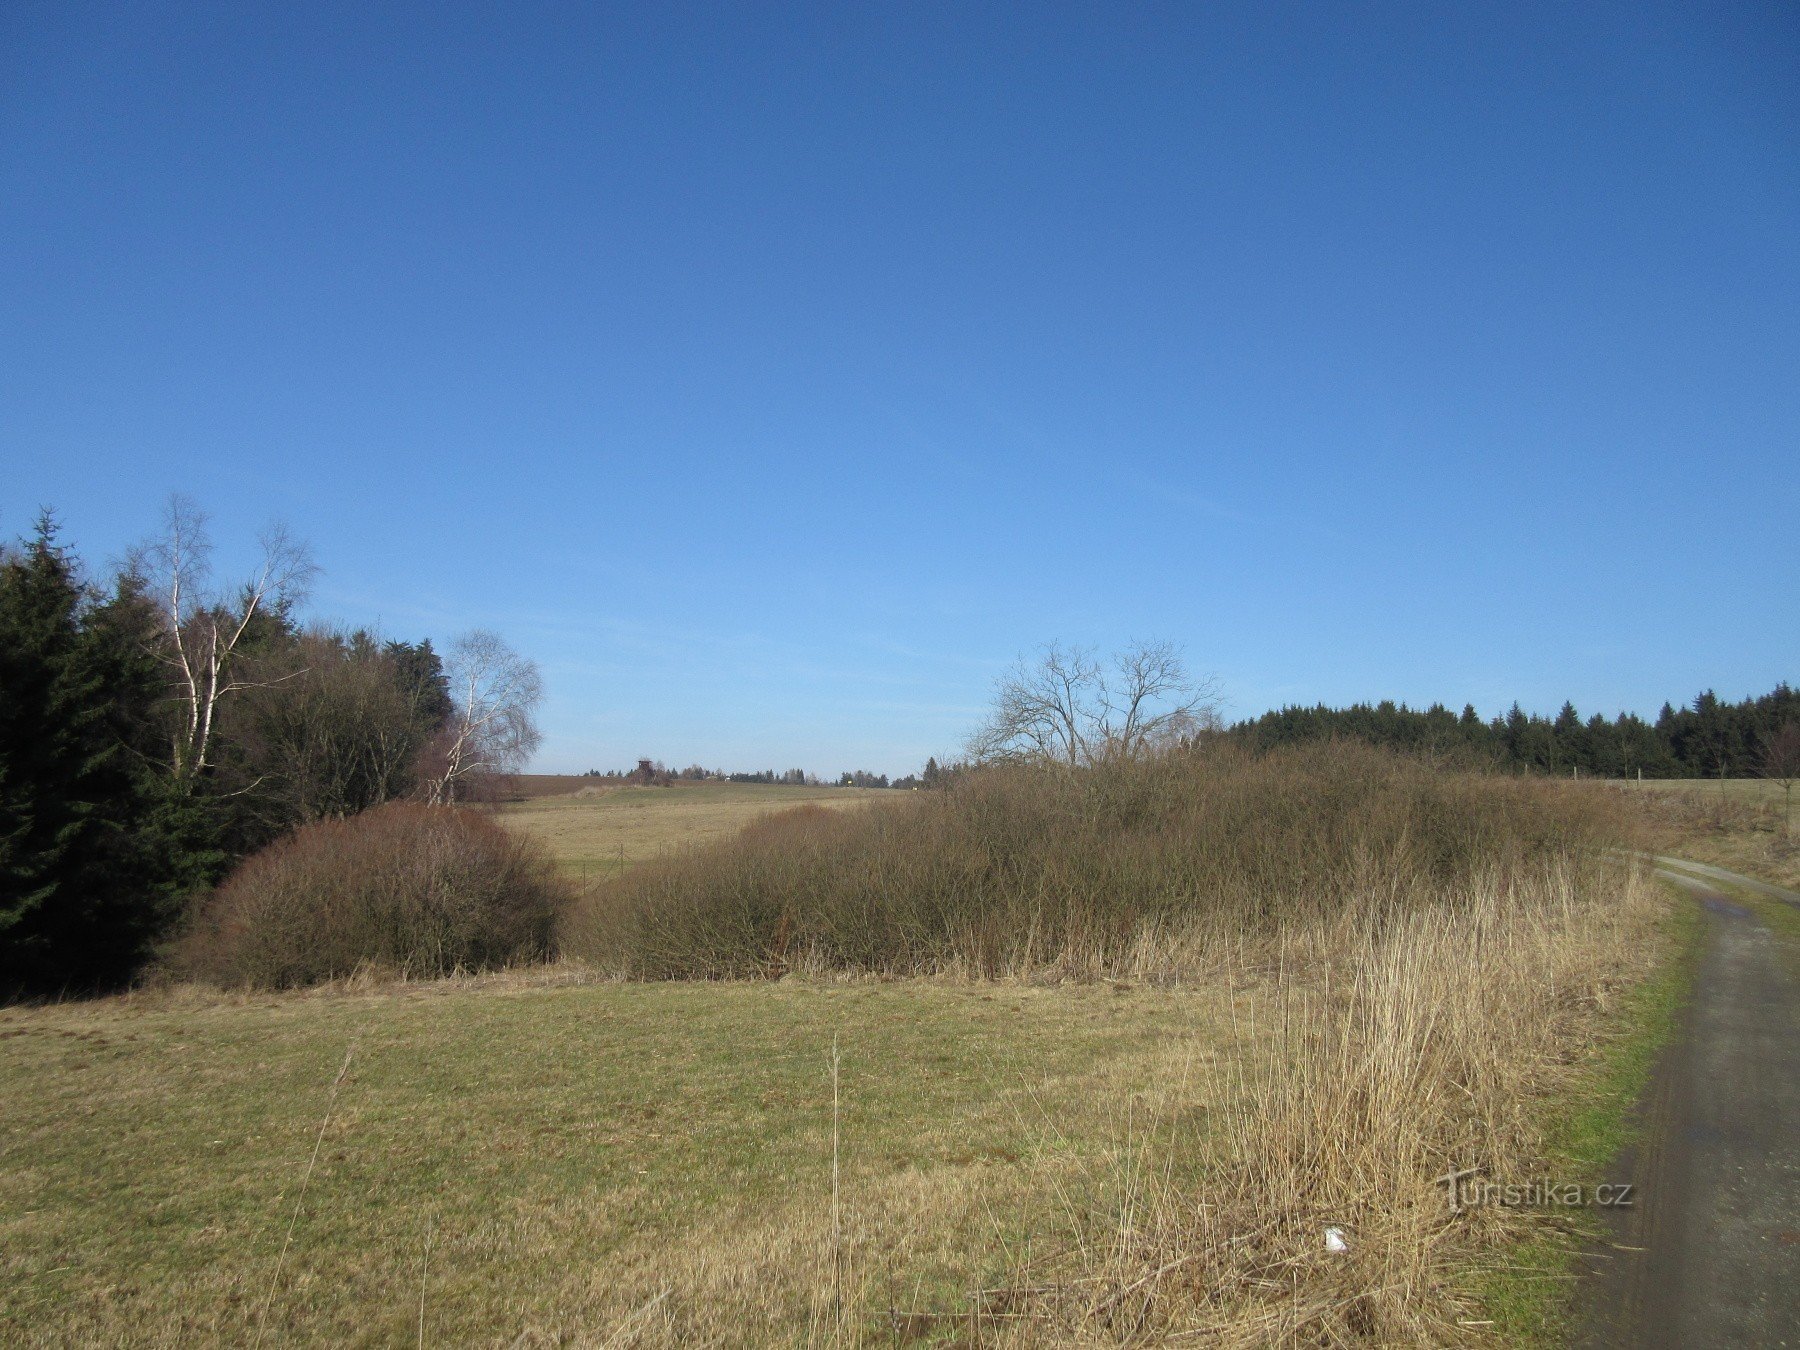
[[171, 803, 570, 988], [561, 740, 1640, 981]]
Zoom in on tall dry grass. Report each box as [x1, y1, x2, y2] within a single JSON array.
[[1046, 856, 1661, 1344], [560, 741, 1639, 983]]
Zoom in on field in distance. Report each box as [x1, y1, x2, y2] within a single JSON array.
[[1621, 776, 1798, 890], [499, 778, 893, 876], [1607, 776, 1789, 806]]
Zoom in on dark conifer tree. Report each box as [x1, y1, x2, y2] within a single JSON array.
[[0, 520, 172, 993]]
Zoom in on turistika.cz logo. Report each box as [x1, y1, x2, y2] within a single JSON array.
[[1436, 1169, 1635, 1212]]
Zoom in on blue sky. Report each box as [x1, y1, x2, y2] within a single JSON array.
[[3, 2, 1796, 775]]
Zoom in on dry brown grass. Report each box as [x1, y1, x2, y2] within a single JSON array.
[[1623, 777, 1800, 890], [569, 855, 1662, 1348], [1042, 858, 1664, 1345], [506, 773, 620, 799]]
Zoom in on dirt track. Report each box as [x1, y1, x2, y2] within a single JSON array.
[[1578, 860, 1800, 1347]]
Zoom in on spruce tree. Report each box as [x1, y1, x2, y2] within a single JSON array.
[[0, 520, 171, 993]]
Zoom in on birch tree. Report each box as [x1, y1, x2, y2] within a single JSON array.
[[427, 630, 543, 804], [129, 496, 315, 786]]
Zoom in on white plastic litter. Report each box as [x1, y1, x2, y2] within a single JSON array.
[[1324, 1226, 1348, 1253]]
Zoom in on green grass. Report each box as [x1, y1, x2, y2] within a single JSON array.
[[0, 974, 1229, 1345], [1471, 883, 1703, 1345]]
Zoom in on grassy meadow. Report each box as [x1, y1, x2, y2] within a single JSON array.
[[2, 750, 1694, 1344]]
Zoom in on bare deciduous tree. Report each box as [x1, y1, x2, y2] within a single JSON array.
[[1760, 720, 1800, 836], [426, 630, 544, 804], [969, 640, 1221, 767], [128, 495, 316, 784], [237, 628, 439, 824], [1102, 639, 1224, 759]]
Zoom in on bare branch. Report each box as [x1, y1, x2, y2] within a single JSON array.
[[969, 640, 1220, 768], [1760, 720, 1800, 836]]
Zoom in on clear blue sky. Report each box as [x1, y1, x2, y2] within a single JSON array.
[[3, 2, 1796, 776]]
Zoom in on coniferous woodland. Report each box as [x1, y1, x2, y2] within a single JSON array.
[[0, 509, 539, 996], [1230, 686, 1799, 778]]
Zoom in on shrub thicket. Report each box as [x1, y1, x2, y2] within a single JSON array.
[[171, 802, 570, 988], [562, 740, 1638, 980]]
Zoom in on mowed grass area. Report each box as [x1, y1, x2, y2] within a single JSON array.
[[0, 974, 1231, 1345], [499, 782, 890, 877]]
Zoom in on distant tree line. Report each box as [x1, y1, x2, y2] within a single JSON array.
[[0, 504, 541, 996], [729, 769, 814, 785], [579, 761, 951, 790], [582, 760, 721, 786], [1230, 685, 1800, 779]]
